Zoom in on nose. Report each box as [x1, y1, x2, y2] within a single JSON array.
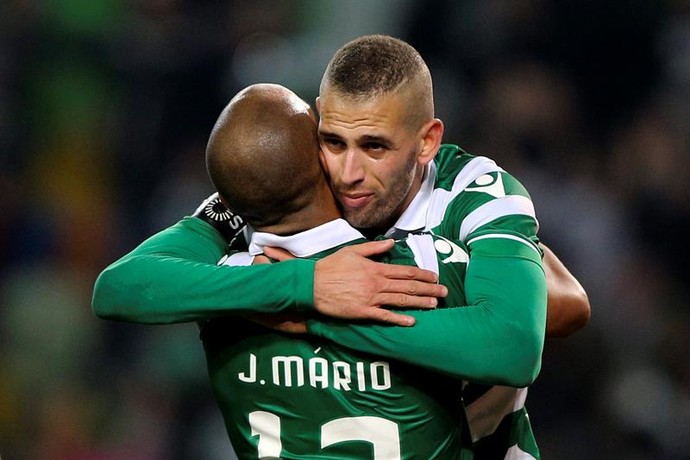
[[340, 150, 365, 186]]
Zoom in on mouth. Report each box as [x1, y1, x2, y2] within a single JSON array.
[[339, 192, 373, 210]]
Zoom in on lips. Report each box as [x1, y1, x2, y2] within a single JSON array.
[[340, 192, 373, 209]]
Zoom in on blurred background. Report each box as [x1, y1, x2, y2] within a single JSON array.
[[1, 0, 689, 459]]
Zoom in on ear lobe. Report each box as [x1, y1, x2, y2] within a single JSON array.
[[418, 118, 444, 165]]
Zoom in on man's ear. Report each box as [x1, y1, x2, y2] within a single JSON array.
[[417, 118, 444, 166], [315, 96, 321, 114]]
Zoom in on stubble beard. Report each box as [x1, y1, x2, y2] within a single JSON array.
[[343, 153, 419, 232]]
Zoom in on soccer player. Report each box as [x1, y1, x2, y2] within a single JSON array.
[[307, 35, 587, 459]]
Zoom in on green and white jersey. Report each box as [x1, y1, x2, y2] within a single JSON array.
[[203, 219, 473, 460], [388, 144, 542, 460]]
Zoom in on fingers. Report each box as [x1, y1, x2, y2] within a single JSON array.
[[380, 263, 440, 283], [252, 255, 272, 265], [263, 246, 295, 261], [383, 278, 448, 298], [346, 239, 395, 257], [374, 292, 439, 309], [364, 309, 416, 327]]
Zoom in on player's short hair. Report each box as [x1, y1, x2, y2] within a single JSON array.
[[206, 84, 322, 228], [320, 35, 434, 127]]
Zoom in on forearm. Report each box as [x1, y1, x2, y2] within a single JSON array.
[[92, 217, 314, 324], [309, 242, 547, 387], [541, 243, 590, 337]]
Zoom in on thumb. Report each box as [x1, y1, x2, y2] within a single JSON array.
[[263, 246, 296, 261]]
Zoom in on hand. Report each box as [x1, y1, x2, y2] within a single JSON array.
[[313, 239, 447, 327], [247, 313, 308, 334], [262, 246, 295, 261]]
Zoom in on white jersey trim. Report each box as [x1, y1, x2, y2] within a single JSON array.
[[403, 234, 440, 276], [220, 252, 254, 267], [425, 156, 506, 234], [248, 219, 364, 257], [466, 233, 541, 257], [466, 386, 529, 442], [459, 195, 537, 241], [505, 445, 537, 460]]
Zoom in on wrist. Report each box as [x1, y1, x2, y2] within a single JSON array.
[[192, 193, 246, 243]]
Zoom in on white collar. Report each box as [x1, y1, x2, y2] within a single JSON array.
[[384, 161, 436, 237], [248, 218, 365, 257]]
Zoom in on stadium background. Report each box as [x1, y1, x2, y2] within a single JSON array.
[[1, 0, 689, 458]]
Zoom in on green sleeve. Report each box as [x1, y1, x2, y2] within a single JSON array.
[[92, 217, 315, 324], [307, 238, 547, 387]]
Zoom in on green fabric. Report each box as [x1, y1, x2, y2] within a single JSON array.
[[308, 237, 547, 387], [92, 217, 315, 324], [203, 318, 472, 459], [473, 408, 540, 459]]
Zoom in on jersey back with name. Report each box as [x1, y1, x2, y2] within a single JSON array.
[[202, 239, 472, 460]]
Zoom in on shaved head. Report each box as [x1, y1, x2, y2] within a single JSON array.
[[320, 34, 435, 130], [206, 84, 324, 229]]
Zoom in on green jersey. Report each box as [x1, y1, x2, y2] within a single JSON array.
[[92, 145, 547, 458], [203, 220, 472, 459], [309, 145, 544, 459]]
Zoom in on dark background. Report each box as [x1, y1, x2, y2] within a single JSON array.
[[1, 1, 689, 459]]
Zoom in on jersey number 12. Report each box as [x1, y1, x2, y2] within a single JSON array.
[[249, 410, 401, 459]]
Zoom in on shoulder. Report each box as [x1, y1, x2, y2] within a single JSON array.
[[432, 145, 505, 191], [427, 145, 538, 242]]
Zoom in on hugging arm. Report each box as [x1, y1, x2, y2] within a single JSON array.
[[93, 201, 445, 325], [92, 217, 315, 324], [308, 238, 548, 387], [540, 243, 590, 337]]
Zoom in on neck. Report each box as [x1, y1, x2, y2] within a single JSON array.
[[255, 185, 342, 236]]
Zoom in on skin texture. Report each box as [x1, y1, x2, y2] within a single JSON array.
[[208, 84, 447, 326], [316, 85, 443, 236]]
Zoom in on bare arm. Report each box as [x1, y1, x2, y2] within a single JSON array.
[[541, 243, 591, 337], [263, 240, 447, 326]]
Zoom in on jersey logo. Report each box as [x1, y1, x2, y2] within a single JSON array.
[[465, 173, 506, 198], [433, 235, 469, 264]]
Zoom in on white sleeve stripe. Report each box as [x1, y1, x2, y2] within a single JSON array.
[[425, 157, 505, 232], [452, 156, 505, 192], [466, 233, 541, 257], [459, 195, 537, 241]]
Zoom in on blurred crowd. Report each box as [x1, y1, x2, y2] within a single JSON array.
[[1, 1, 689, 459]]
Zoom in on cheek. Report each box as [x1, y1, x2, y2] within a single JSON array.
[[320, 151, 342, 179], [318, 150, 329, 175]]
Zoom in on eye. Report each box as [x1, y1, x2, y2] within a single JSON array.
[[320, 136, 346, 153], [364, 141, 385, 151], [361, 141, 389, 159]]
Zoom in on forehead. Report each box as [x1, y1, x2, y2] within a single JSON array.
[[318, 89, 410, 137]]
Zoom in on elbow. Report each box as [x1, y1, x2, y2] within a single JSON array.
[[572, 285, 591, 329], [498, 321, 545, 387], [92, 264, 139, 322], [510, 333, 544, 387], [549, 284, 591, 338], [91, 267, 120, 320]]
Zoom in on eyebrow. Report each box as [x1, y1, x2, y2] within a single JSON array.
[[359, 134, 392, 145], [317, 128, 340, 138], [317, 130, 396, 148]]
